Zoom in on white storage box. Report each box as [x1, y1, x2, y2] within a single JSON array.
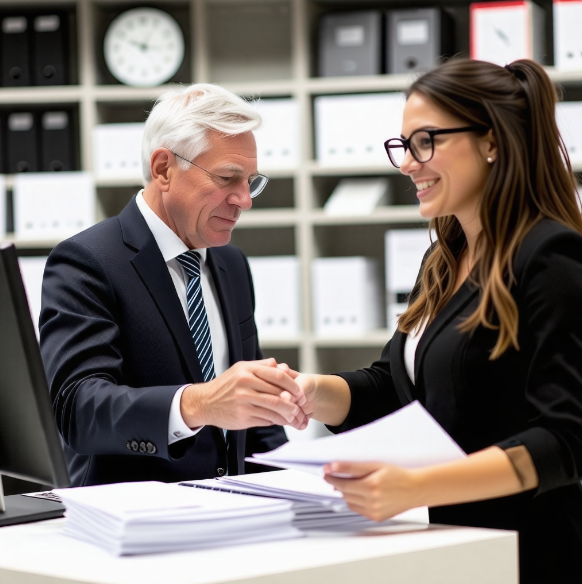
[[556, 101, 582, 167], [385, 229, 432, 332], [312, 256, 383, 336], [252, 99, 301, 170], [247, 256, 300, 339], [13, 172, 95, 241], [314, 92, 406, 166], [470, 1, 545, 65], [93, 123, 145, 181], [553, 0, 582, 71]]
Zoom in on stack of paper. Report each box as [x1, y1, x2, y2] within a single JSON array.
[[182, 470, 429, 531], [54, 481, 300, 556], [246, 401, 466, 473]]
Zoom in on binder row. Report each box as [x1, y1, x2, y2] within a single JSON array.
[[0, 11, 70, 87], [0, 106, 78, 174]]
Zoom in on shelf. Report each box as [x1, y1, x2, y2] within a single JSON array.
[[307, 162, 399, 176], [260, 329, 393, 349], [1, 0, 581, 375], [311, 206, 424, 225], [237, 209, 299, 227]]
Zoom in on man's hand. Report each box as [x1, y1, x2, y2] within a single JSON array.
[[180, 358, 306, 430]]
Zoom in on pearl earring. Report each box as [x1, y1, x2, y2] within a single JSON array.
[[487, 157, 494, 164]]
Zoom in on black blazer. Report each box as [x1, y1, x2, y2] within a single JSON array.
[[333, 219, 582, 584], [40, 197, 286, 487]]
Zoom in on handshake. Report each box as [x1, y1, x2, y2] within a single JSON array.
[[179, 358, 315, 432]]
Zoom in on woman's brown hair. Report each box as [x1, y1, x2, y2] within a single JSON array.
[[397, 58, 582, 358]]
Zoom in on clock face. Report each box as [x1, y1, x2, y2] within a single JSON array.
[[104, 7, 185, 87]]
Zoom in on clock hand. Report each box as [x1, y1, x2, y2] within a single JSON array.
[[128, 39, 148, 51]]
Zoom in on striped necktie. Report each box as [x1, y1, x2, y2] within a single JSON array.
[[176, 251, 216, 382]]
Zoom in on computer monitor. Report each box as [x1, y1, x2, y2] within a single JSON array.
[[0, 243, 70, 526]]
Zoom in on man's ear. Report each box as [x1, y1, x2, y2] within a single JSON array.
[[150, 148, 173, 191], [481, 129, 498, 163]]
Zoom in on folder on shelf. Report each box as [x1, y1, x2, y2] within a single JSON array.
[[247, 256, 300, 339], [92, 123, 145, 181], [32, 14, 67, 86], [386, 8, 454, 74], [252, 99, 300, 170], [1, 15, 30, 87], [385, 228, 431, 332], [40, 111, 75, 172], [7, 112, 38, 173], [323, 177, 390, 216], [314, 92, 406, 166], [18, 256, 48, 337], [13, 172, 95, 240], [554, 0, 582, 71], [470, 1, 545, 66], [556, 101, 582, 167], [312, 256, 383, 336], [318, 10, 383, 77]]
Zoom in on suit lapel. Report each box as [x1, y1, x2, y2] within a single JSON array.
[[207, 249, 243, 365], [119, 198, 203, 382], [207, 247, 245, 474], [413, 282, 479, 383]]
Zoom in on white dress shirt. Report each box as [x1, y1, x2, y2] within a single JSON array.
[[135, 192, 229, 444], [403, 322, 426, 385]]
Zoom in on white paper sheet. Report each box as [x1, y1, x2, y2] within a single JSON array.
[[247, 401, 466, 473]]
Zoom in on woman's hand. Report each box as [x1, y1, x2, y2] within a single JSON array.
[[324, 461, 421, 522]]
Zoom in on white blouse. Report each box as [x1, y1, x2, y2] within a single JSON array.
[[403, 322, 426, 385]]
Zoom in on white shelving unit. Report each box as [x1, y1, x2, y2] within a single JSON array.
[[2, 0, 581, 377]]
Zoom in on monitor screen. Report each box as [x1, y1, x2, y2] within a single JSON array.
[[0, 243, 70, 526]]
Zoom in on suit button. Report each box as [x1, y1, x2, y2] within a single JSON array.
[[139, 441, 147, 453], [146, 442, 156, 454], [126, 442, 132, 451], [216, 467, 225, 476], [131, 440, 139, 452]]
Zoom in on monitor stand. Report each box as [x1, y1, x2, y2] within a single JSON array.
[[0, 477, 65, 527]]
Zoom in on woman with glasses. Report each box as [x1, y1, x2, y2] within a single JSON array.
[[293, 58, 582, 583]]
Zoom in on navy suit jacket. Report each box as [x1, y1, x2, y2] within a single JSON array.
[[40, 196, 287, 487]]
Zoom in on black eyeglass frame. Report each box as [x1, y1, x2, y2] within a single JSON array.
[[171, 151, 269, 198], [384, 125, 490, 168]]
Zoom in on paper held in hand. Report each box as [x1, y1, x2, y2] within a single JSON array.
[[246, 401, 466, 474]]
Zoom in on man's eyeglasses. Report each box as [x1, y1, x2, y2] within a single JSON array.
[[171, 151, 269, 198], [384, 126, 490, 168]]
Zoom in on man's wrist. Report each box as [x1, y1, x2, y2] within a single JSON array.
[[180, 383, 206, 428]]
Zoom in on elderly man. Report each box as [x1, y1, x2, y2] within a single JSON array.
[[40, 84, 304, 487]]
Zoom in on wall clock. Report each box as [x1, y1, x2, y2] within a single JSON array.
[[103, 7, 185, 87]]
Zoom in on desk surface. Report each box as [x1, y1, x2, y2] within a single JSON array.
[[0, 518, 518, 584]]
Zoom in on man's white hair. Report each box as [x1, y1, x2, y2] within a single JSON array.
[[141, 83, 262, 184]]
